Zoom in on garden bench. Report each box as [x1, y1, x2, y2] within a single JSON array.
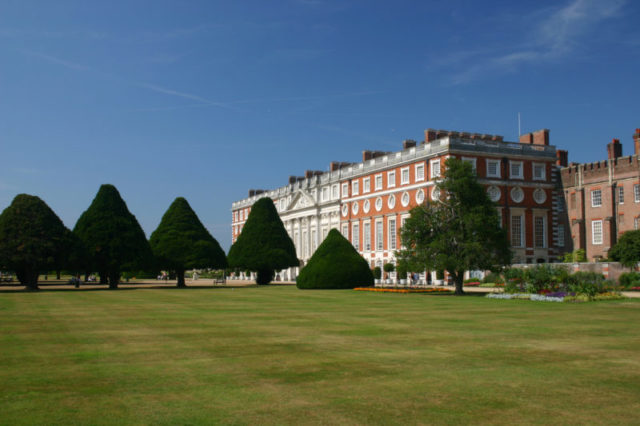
[[214, 278, 226, 285]]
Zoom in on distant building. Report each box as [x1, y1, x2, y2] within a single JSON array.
[[560, 129, 640, 261], [232, 127, 566, 281]]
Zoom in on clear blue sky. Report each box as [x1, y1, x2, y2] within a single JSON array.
[[1, 0, 639, 250]]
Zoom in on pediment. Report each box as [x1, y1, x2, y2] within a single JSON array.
[[287, 190, 316, 211]]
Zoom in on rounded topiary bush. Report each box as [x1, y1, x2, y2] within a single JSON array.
[[296, 229, 374, 289]]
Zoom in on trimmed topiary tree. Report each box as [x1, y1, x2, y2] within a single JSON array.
[[296, 229, 374, 289], [0, 194, 70, 290], [74, 184, 152, 289], [609, 230, 640, 268], [227, 197, 297, 285], [150, 197, 227, 287]]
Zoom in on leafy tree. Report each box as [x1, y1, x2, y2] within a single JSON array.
[[227, 197, 297, 285], [73, 184, 152, 289], [297, 229, 373, 289], [608, 230, 640, 268], [397, 158, 511, 295], [0, 194, 70, 290], [150, 197, 227, 287]]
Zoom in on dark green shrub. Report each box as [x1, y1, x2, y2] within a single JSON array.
[[566, 271, 606, 298], [150, 197, 227, 287], [436, 270, 444, 280], [483, 272, 504, 284], [0, 194, 71, 290], [464, 278, 480, 284], [618, 272, 640, 289], [609, 230, 640, 267], [373, 267, 382, 279], [296, 229, 373, 289], [383, 263, 395, 274], [525, 265, 556, 293], [228, 198, 297, 285], [74, 184, 153, 288]]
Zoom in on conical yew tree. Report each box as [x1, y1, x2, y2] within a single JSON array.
[[73, 184, 152, 288], [227, 197, 297, 285], [296, 229, 374, 289], [0, 194, 70, 290], [150, 197, 227, 287]]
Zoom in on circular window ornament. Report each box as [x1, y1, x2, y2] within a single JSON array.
[[533, 188, 547, 204], [431, 187, 440, 201], [388, 194, 396, 209], [375, 197, 383, 212], [363, 199, 371, 213], [341, 204, 349, 217], [510, 186, 524, 203], [487, 186, 501, 202], [401, 192, 410, 207], [352, 201, 359, 215], [416, 189, 425, 204]]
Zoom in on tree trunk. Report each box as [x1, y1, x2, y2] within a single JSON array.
[[453, 271, 465, 295], [256, 269, 274, 285], [25, 269, 39, 291], [16, 269, 26, 285], [108, 270, 119, 289], [56, 270, 61, 280], [99, 270, 108, 284], [176, 269, 186, 287]]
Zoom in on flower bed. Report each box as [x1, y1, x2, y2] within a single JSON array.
[[630, 286, 640, 291], [464, 281, 481, 287], [487, 292, 625, 303], [355, 287, 453, 294]]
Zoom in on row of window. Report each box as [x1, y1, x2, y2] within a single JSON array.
[[341, 217, 402, 253], [510, 214, 548, 248], [590, 184, 640, 208], [233, 208, 250, 223]]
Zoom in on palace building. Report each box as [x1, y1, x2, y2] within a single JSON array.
[[560, 129, 640, 261], [231, 127, 568, 282]]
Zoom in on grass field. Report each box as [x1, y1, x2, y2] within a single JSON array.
[[1, 286, 639, 425]]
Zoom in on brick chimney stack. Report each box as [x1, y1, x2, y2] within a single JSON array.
[[607, 138, 622, 159], [556, 150, 568, 167], [402, 140, 417, 149], [520, 129, 549, 145], [633, 128, 640, 156]]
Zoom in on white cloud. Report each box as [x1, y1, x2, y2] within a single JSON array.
[[443, 0, 627, 84]]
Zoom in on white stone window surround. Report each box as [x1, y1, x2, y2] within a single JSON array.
[[592, 220, 603, 245], [401, 167, 410, 185], [487, 185, 501, 202], [486, 159, 501, 178], [635, 184, 640, 203], [430, 159, 441, 179], [363, 177, 371, 193], [591, 189, 602, 208], [461, 157, 476, 173], [416, 189, 425, 204], [363, 221, 372, 252], [511, 213, 524, 248], [532, 162, 546, 181], [401, 191, 410, 207], [322, 186, 329, 202], [388, 171, 396, 188], [375, 174, 383, 191], [509, 160, 524, 179], [618, 186, 624, 204], [388, 217, 397, 251], [352, 222, 360, 249], [375, 219, 384, 251], [352, 180, 359, 196], [510, 186, 525, 203], [363, 199, 371, 214], [342, 183, 349, 198], [331, 184, 339, 199], [415, 163, 425, 182], [388, 194, 396, 209], [375, 197, 383, 212]]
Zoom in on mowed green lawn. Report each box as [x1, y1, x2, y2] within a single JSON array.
[[1, 286, 639, 425]]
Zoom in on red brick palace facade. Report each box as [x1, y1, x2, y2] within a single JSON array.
[[232, 128, 568, 281]]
